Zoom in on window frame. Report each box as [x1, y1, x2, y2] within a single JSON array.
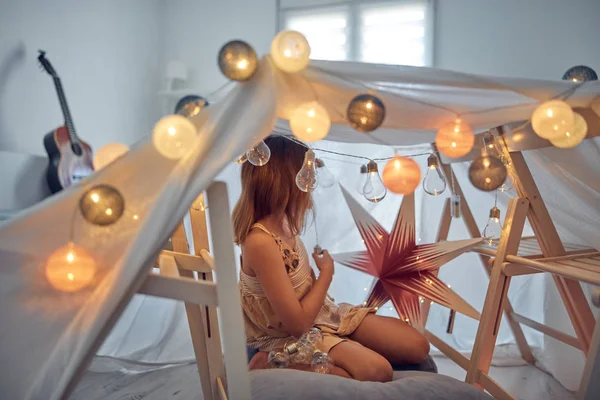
[[277, 0, 435, 67]]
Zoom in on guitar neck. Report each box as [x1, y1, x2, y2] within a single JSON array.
[[52, 76, 79, 146]]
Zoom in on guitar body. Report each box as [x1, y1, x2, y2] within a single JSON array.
[[43, 126, 94, 193]]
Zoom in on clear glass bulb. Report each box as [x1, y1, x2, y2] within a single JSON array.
[[451, 193, 461, 218], [356, 164, 367, 194], [483, 132, 510, 166], [235, 153, 247, 164], [482, 206, 502, 245], [296, 149, 318, 192], [246, 140, 270, 166], [497, 178, 513, 193], [363, 160, 387, 203], [315, 159, 335, 188], [423, 154, 447, 196]]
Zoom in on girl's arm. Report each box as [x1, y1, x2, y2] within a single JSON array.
[[243, 231, 334, 338]]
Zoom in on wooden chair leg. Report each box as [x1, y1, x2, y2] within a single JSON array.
[[207, 182, 251, 400], [466, 198, 529, 385]]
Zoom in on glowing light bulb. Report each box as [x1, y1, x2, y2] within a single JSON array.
[[422, 154, 447, 196], [174, 95, 208, 118], [435, 119, 475, 158], [362, 160, 387, 203], [152, 115, 197, 159], [482, 207, 502, 245], [290, 101, 331, 142], [531, 100, 574, 140], [218, 40, 258, 81], [451, 193, 461, 218], [271, 30, 311, 73], [45, 242, 96, 292], [93, 143, 129, 170], [79, 184, 125, 226], [550, 112, 588, 148], [296, 149, 318, 192], [246, 140, 271, 166], [347, 94, 386, 132], [562, 65, 598, 82], [315, 158, 335, 188], [382, 155, 421, 195], [468, 155, 507, 191]]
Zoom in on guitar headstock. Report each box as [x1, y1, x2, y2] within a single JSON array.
[[37, 50, 58, 78]]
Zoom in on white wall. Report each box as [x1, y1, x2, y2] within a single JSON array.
[[0, 0, 164, 155], [435, 0, 600, 78], [162, 0, 276, 95]]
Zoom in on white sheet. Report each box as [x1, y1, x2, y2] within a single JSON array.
[[1, 59, 599, 398]]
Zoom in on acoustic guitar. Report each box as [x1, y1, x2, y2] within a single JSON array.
[[38, 50, 94, 194]]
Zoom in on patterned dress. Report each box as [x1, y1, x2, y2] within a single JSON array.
[[239, 223, 374, 353]]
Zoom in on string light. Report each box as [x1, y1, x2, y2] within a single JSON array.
[[271, 30, 311, 73], [363, 160, 387, 203], [562, 65, 598, 82], [382, 155, 421, 195], [296, 149, 318, 192], [468, 155, 507, 191], [346, 94, 385, 132], [531, 100, 574, 140], [79, 185, 125, 226], [152, 115, 198, 160], [422, 154, 446, 196], [45, 242, 96, 292], [483, 191, 502, 245], [549, 111, 588, 148], [174, 95, 209, 118], [290, 101, 331, 142], [435, 118, 475, 158], [218, 40, 258, 81], [246, 140, 271, 166]]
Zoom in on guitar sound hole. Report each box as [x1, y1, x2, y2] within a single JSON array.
[[71, 143, 83, 156]]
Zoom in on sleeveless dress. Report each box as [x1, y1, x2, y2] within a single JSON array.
[[239, 223, 375, 353]]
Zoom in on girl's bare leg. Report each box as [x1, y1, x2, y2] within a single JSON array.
[[248, 351, 352, 379], [327, 341, 393, 382], [350, 314, 430, 365]]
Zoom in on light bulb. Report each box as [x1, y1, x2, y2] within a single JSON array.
[[246, 140, 271, 166], [562, 65, 598, 82], [271, 30, 311, 73], [356, 164, 368, 194], [435, 118, 475, 158], [174, 95, 208, 117], [451, 193, 461, 218], [45, 242, 96, 292], [363, 160, 387, 202], [296, 149, 318, 192], [315, 158, 335, 188], [289, 101, 331, 142], [93, 143, 129, 170], [482, 206, 502, 245], [218, 40, 258, 81], [382, 155, 421, 195], [497, 179, 513, 193], [468, 155, 507, 191], [347, 94, 385, 132], [152, 115, 198, 159], [531, 100, 574, 140], [79, 184, 125, 226], [422, 154, 446, 196], [549, 112, 588, 148]]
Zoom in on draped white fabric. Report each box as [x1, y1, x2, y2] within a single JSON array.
[[1, 59, 599, 398]]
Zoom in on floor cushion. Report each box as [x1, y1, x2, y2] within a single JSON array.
[[249, 369, 493, 400]]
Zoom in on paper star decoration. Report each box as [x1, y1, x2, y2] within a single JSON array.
[[333, 187, 482, 330]]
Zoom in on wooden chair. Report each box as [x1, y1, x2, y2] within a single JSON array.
[[421, 127, 600, 399], [138, 182, 250, 400]]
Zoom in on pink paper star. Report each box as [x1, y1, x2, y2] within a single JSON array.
[[333, 187, 481, 330]]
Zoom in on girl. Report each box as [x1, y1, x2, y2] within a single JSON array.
[[233, 135, 430, 382]]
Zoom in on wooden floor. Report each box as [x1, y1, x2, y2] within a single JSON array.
[[70, 356, 574, 400]]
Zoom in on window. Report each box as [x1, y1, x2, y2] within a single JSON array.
[[279, 1, 433, 66]]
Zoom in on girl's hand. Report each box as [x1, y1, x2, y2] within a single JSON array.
[[313, 249, 334, 279]]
